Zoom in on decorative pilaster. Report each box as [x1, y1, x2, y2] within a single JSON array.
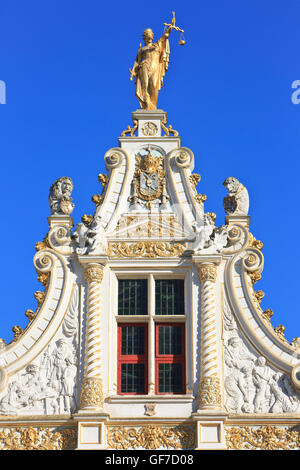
[[197, 262, 222, 410], [80, 263, 104, 409]]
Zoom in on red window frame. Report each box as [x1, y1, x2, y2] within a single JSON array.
[[155, 323, 185, 395], [117, 323, 148, 395]]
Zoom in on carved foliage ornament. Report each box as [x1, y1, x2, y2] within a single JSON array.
[[0, 426, 76, 450], [198, 264, 217, 283], [226, 426, 300, 450], [108, 241, 186, 258], [84, 265, 104, 285], [107, 424, 195, 450], [80, 377, 104, 409], [198, 377, 222, 409]]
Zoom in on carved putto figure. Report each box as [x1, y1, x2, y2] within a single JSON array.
[[129, 12, 185, 110], [73, 215, 106, 255], [48, 176, 75, 216], [192, 215, 228, 254], [223, 176, 249, 216]]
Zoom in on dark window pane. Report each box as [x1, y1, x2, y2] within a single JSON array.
[[121, 326, 145, 355], [121, 363, 145, 393], [158, 363, 182, 393], [155, 280, 184, 315], [158, 325, 182, 355], [118, 280, 148, 315]]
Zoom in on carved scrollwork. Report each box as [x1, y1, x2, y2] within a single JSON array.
[[104, 148, 124, 169], [34, 250, 55, 274], [223, 224, 251, 254], [241, 248, 264, 274], [173, 148, 194, 169], [47, 226, 72, 254]]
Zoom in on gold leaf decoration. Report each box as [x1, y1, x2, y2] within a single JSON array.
[[226, 425, 300, 450], [108, 241, 186, 258], [0, 426, 77, 450], [107, 424, 195, 450]]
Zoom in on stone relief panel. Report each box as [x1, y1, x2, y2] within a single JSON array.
[[223, 293, 300, 414], [0, 286, 79, 416]]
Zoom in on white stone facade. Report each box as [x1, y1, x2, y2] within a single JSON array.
[[0, 110, 299, 450]]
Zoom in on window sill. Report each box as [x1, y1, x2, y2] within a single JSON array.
[[106, 394, 194, 404]]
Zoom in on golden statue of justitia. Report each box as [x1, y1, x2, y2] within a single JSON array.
[[129, 12, 185, 110]]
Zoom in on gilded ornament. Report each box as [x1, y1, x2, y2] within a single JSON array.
[[161, 117, 179, 137], [198, 376, 222, 409], [275, 324, 289, 343], [25, 309, 36, 323], [34, 290, 45, 306], [262, 308, 273, 323], [0, 426, 76, 450], [134, 150, 165, 202], [189, 173, 206, 204], [108, 241, 186, 258], [141, 121, 158, 136], [198, 264, 217, 283], [252, 238, 263, 250], [121, 119, 138, 137], [81, 214, 93, 226], [225, 425, 300, 450], [92, 174, 108, 207], [249, 270, 262, 285], [107, 424, 195, 450], [11, 325, 23, 343], [80, 377, 104, 409], [35, 241, 48, 252], [194, 194, 207, 204], [84, 265, 104, 285], [91, 194, 103, 207], [37, 272, 49, 287], [254, 290, 264, 304]]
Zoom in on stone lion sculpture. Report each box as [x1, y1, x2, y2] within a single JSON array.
[[48, 177, 75, 216], [223, 177, 249, 216]]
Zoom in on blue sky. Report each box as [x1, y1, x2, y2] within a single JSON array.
[[0, 0, 300, 343]]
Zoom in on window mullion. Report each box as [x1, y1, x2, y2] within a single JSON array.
[[148, 274, 155, 395]]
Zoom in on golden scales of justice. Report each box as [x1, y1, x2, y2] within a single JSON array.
[[163, 11, 186, 46]]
